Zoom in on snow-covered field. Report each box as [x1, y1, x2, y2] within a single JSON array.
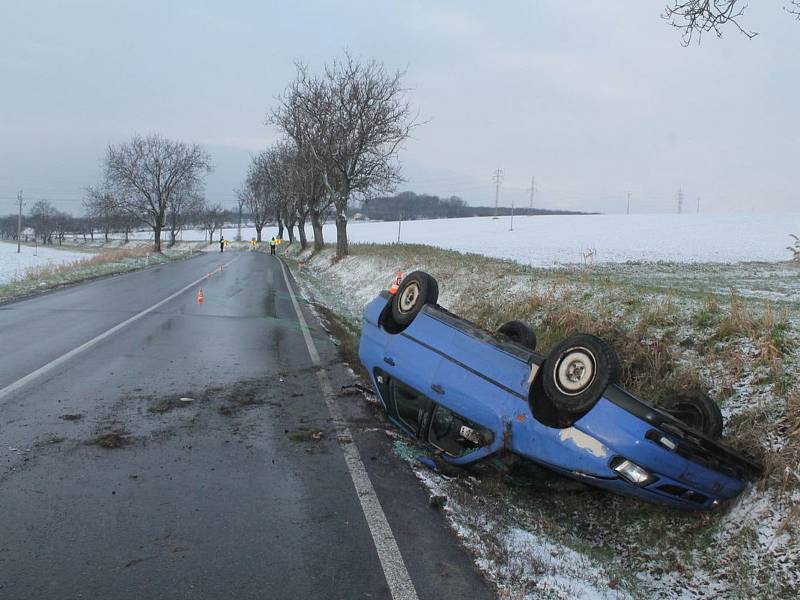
[[0, 242, 92, 285], [340, 213, 800, 264], [135, 213, 799, 266]]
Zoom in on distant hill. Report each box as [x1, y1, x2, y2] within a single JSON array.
[[353, 191, 593, 221]]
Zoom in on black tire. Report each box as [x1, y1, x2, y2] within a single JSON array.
[[662, 391, 723, 439], [498, 321, 537, 350], [542, 333, 620, 415], [390, 271, 439, 327]]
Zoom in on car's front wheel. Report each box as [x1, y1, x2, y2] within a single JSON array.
[[390, 271, 439, 328], [542, 333, 620, 414], [662, 391, 723, 438]]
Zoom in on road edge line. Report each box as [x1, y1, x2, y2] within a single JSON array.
[[0, 256, 239, 403], [277, 257, 419, 600]]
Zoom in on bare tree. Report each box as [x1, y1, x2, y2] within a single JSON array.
[[235, 191, 246, 242], [104, 134, 212, 252], [29, 200, 58, 245], [84, 185, 116, 242], [239, 152, 276, 243], [200, 201, 226, 243], [53, 211, 71, 245], [663, 1, 800, 44], [166, 188, 204, 247], [273, 53, 417, 258], [266, 141, 317, 249]]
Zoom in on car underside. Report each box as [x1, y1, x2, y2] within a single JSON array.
[[359, 272, 763, 511]]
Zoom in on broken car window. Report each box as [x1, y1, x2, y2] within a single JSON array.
[[428, 404, 493, 457]]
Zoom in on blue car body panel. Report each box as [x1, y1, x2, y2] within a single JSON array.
[[359, 292, 761, 510]]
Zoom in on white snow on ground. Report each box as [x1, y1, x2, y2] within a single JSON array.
[[134, 212, 800, 265], [330, 213, 799, 265], [0, 242, 93, 285], [413, 467, 633, 600]]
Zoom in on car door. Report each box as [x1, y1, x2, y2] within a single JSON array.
[[382, 321, 448, 400]]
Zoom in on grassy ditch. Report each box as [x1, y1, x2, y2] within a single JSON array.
[[285, 241, 800, 599]]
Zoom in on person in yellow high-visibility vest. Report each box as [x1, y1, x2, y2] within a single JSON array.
[[269, 236, 277, 256], [251, 238, 257, 251]]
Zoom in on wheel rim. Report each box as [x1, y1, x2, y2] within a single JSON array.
[[554, 348, 596, 396], [398, 282, 421, 314]]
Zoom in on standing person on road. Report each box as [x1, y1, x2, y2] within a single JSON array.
[[269, 237, 276, 256], [219, 235, 225, 253]]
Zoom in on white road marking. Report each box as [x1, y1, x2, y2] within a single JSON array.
[[278, 258, 419, 600], [0, 256, 239, 403]]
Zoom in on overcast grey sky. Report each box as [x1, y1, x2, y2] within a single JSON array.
[[1, 1, 798, 215]]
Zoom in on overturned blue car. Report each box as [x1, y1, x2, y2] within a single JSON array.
[[358, 271, 762, 510]]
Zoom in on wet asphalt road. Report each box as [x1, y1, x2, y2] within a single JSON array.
[[0, 250, 493, 600]]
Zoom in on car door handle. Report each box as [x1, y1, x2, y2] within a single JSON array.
[[431, 384, 445, 395], [383, 356, 395, 366]]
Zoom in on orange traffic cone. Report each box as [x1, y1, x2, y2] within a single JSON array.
[[197, 288, 204, 304], [389, 272, 403, 295]]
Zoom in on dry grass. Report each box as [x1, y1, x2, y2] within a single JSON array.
[[0, 244, 191, 303], [728, 388, 800, 490], [17, 246, 153, 283], [454, 284, 702, 406]]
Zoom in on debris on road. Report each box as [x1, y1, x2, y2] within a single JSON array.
[[340, 383, 374, 397], [91, 429, 131, 449], [429, 494, 447, 509], [60, 413, 84, 421], [286, 427, 324, 442]]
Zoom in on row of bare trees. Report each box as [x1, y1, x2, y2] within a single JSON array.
[[0, 199, 131, 246], [238, 53, 417, 258]]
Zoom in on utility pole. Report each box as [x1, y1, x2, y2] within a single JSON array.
[[626, 191, 631, 215], [16, 190, 23, 253], [677, 188, 684, 214], [492, 168, 503, 218], [397, 211, 402, 243], [529, 176, 535, 209], [510, 196, 515, 231]]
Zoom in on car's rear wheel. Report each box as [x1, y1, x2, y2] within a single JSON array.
[[498, 320, 537, 350], [542, 333, 620, 414], [390, 271, 439, 327], [662, 391, 723, 438]]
